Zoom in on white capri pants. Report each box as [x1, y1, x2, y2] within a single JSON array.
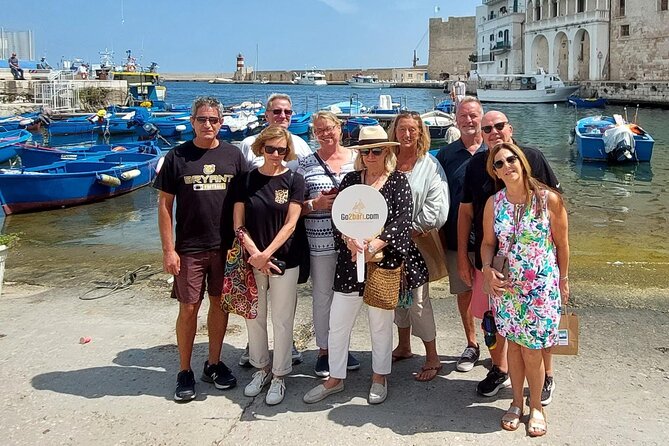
[[328, 291, 394, 379], [310, 252, 338, 349], [246, 266, 299, 376], [393, 284, 437, 342]]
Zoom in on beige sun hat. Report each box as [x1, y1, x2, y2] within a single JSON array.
[[349, 125, 400, 150]]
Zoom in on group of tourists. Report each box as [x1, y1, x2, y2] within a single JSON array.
[[154, 92, 569, 438]]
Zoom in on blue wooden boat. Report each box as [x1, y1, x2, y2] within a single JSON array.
[[46, 115, 98, 136], [573, 115, 654, 162], [0, 129, 31, 163], [17, 141, 159, 167], [342, 117, 379, 142], [93, 107, 152, 136], [288, 112, 312, 136], [0, 150, 162, 215], [322, 100, 367, 114], [567, 95, 606, 108], [434, 99, 455, 114], [139, 113, 193, 138], [0, 112, 43, 132]]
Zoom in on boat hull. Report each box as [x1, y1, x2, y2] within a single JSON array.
[[477, 85, 580, 103], [0, 156, 161, 215], [0, 129, 31, 163], [348, 82, 393, 89]]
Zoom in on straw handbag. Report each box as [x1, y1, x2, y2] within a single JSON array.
[[363, 263, 402, 310]]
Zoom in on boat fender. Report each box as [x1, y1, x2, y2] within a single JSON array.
[[112, 146, 127, 152], [155, 156, 165, 174], [568, 128, 576, 145], [97, 174, 121, 187], [120, 169, 141, 181], [19, 118, 33, 126], [175, 124, 187, 132]]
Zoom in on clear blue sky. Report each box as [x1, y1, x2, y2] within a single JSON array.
[[2, 0, 479, 72]]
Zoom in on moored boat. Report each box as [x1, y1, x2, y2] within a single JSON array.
[[476, 71, 579, 103], [293, 71, 327, 86], [16, 140, 159, 168], [567, 95, 607, 108], [347, 74, 393, 89], [0, 150, 162, 215], [0, 129, 32, 163], [420, 110, 456, 140], [287, 112, 312, 135], [573, 115, 654, 162]]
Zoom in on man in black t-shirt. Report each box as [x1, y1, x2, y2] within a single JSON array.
[[459, 110, 561, 404], [154, 96, 247, 402]]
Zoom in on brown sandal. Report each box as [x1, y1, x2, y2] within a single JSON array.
[[414, 364, 443, 382]]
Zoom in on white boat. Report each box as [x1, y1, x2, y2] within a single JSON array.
[[347, 74, 394, 89], [209, 78, 234, 84], [476, 71, 580, 103], [293, 71, 327, 86]]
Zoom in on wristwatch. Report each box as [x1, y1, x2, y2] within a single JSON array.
[[306, 200, 315, 212], [367, 243, 376, 254]]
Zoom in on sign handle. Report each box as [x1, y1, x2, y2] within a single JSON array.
[[356, 239, 365, 282]]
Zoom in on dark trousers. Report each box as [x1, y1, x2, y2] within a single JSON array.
[[10, 67, 25, 80]]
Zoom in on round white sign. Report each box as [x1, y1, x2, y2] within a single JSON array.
[[332, 184, 388, 240]]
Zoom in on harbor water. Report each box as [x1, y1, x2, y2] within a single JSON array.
[[2, 82, 668, 293]]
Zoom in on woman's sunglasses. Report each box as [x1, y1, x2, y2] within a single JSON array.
[[264, 145, 288, 155], [481, 122, 509, 134], [492, 154, 519, 169], [358, 148, 385, 156]]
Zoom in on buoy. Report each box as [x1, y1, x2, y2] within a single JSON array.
[[120, 169, 141, 181], [112, 146, 127, 152], [97, 174, 121, 187], [175, 124, 187, 132]]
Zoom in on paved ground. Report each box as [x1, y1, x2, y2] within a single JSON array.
[[0, 276, 667, 445]]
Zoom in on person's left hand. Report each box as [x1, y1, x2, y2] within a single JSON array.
[[248, 251, 271, 270]]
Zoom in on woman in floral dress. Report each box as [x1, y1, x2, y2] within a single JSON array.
[[481, 142, 569, 437]]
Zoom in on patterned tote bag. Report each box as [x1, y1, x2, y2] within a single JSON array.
[[221, 229, 258, 319]]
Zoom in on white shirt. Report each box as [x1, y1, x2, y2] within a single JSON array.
[[238, 133, 312, 171]]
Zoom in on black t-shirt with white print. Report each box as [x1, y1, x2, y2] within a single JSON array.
[[234, 169, 306, 268], [153, 139, 247, 254]]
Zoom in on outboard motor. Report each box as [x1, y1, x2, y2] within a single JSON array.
[[603, 126, 636, 163]]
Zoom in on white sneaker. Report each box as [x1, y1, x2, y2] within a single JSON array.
[[238, 344, 250, 367], [265, 377, 285, 405], [244, 370, 272, 397]]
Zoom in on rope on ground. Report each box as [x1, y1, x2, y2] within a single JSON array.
[[79, 264, 162, 300]]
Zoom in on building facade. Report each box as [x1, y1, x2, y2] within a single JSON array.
[[608, 0, 669, 81], [475, 0, 527, 75], [428, 16, 476, 79], [0, 28, 34, 61]]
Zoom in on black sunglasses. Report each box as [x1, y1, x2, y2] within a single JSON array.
[[264, 145, 288, 155], [194, 116, 220, 124], [358, 148, 385, 156], [482, 122, 509, 134], [493, 155, 519, 169], [271, 109, 293, 116]]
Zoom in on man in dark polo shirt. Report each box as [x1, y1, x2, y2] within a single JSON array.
[[154, 96, 247, 402], [435, 96, 486, 374], [459, 110, 561, 403]]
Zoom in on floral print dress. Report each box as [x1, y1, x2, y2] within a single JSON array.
[[492, 189, 561, 349]]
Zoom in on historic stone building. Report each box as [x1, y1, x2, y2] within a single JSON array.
[[609, 0, 669, 81], [427, 16, 476, 80], [475, 0, 527, 75]]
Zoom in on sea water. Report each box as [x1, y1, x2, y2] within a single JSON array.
[[2, 82, 668, 290]]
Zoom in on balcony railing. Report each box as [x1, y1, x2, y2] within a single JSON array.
[[526, 9, 609, 33], [491, 41, 512, 52]]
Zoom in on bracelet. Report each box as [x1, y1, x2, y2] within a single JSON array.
[[560, 276, 569, 281], [482, 262, 491, 268]]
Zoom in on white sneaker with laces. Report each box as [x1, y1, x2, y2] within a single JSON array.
[[244, 369, 272, 397], [265, 377, 286, 405]]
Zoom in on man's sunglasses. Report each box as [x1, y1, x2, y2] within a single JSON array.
[[358, 148, 385, 156], [482, 122, 509, 134], [271, 109, 293, 116], [194, 116, 220, 124], [492, 155, 519, 170], [264, 145, 288, 155]]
